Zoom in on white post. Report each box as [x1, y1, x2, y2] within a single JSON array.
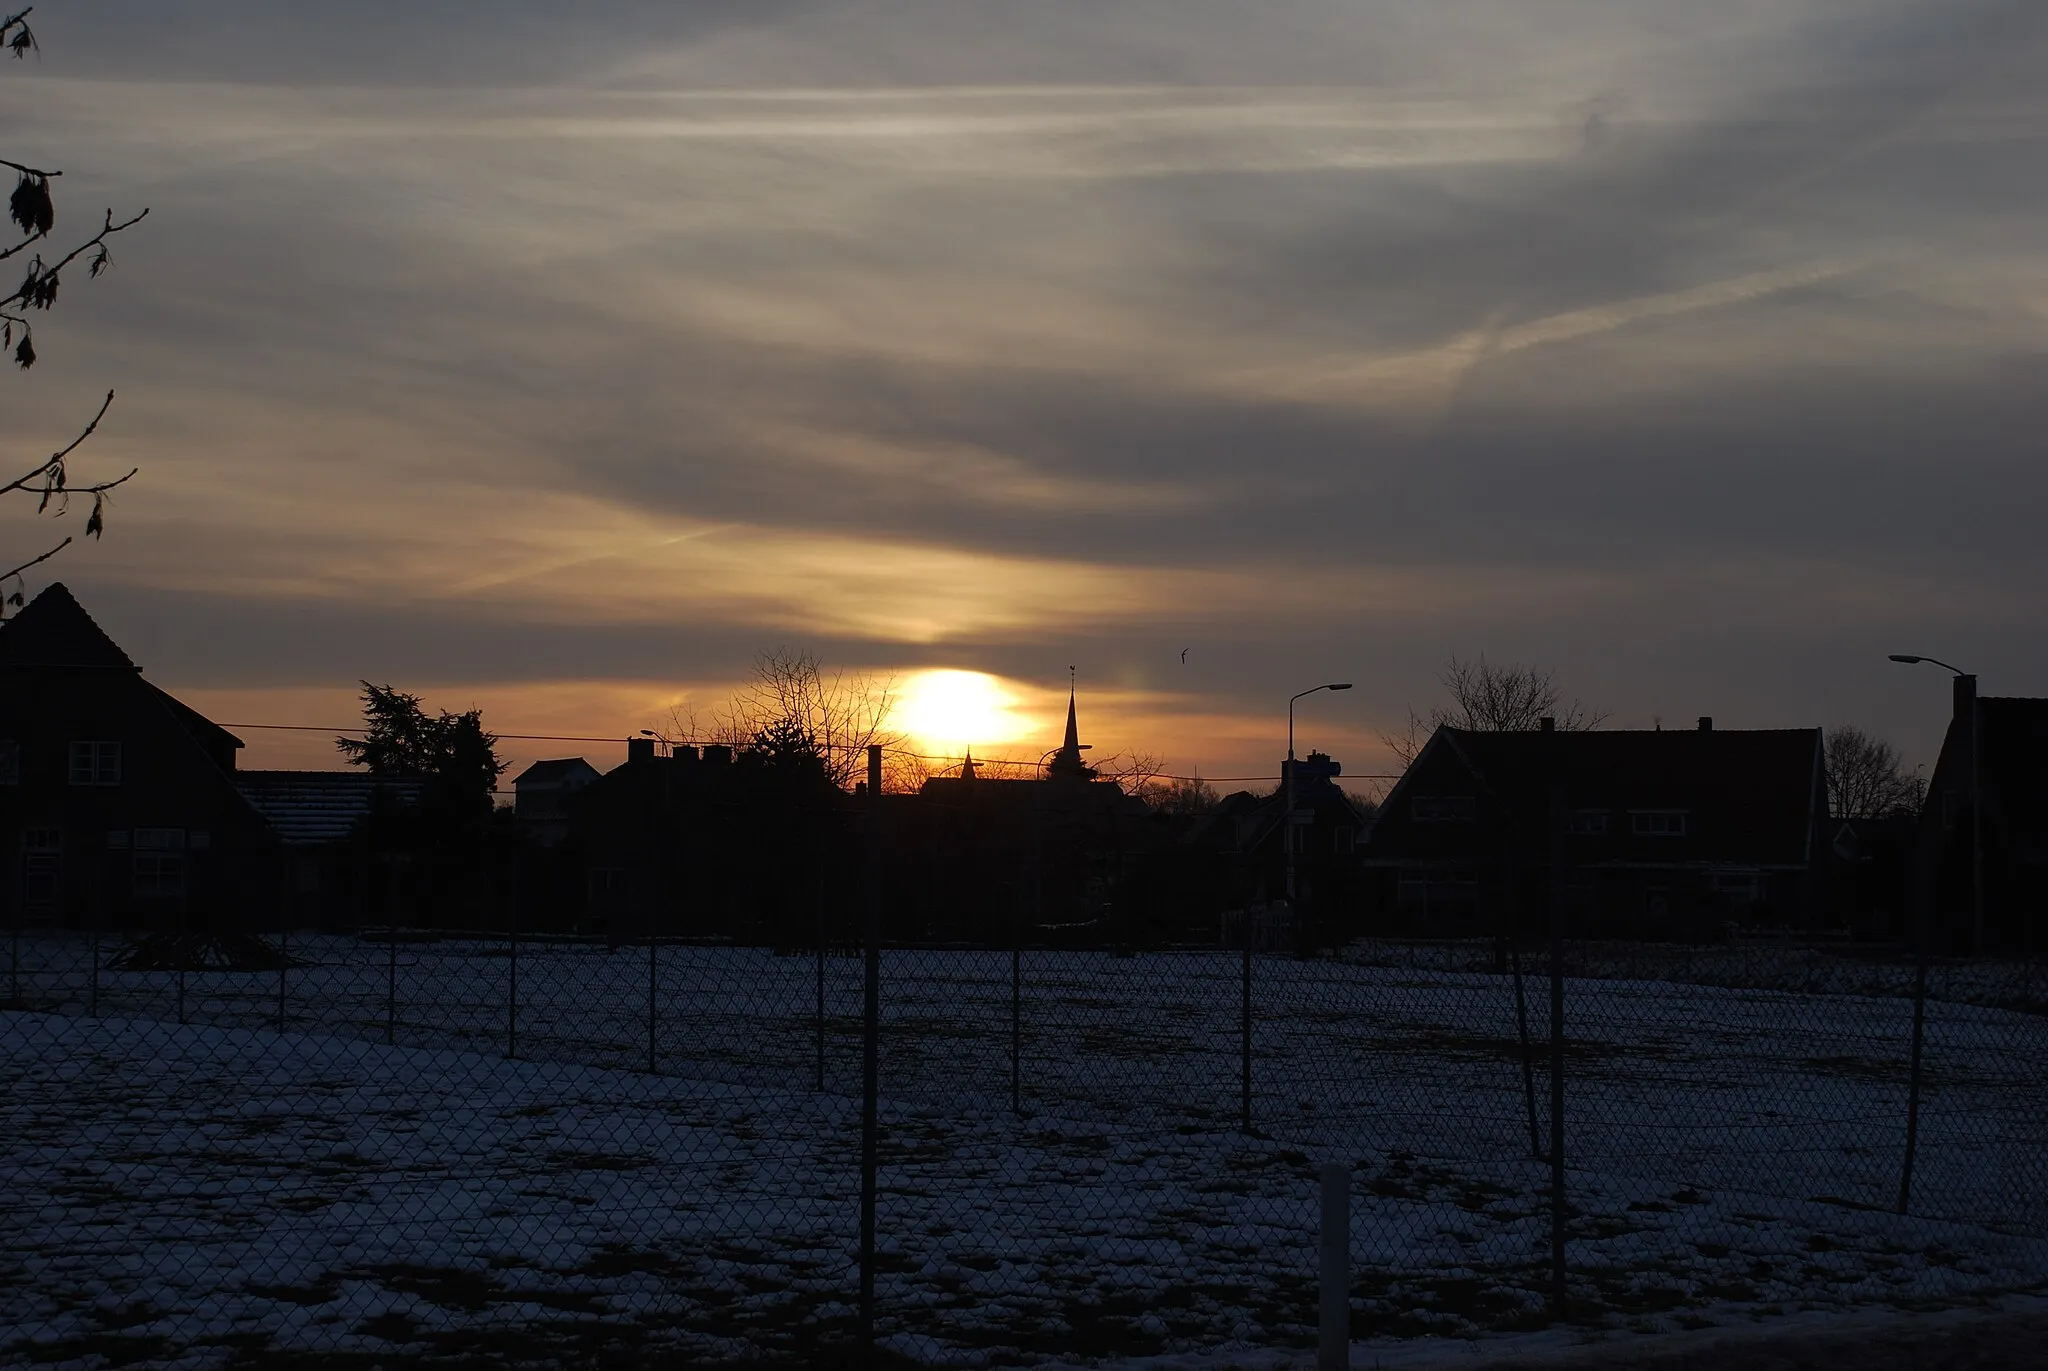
[[1320, 1162, 1349, 1371]]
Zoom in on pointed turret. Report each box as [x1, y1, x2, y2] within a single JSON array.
[[960, 750, 977, 781], [1047, 670, 1094, 780]]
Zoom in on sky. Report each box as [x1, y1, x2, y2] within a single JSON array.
[[6, 0, 2045, 791]]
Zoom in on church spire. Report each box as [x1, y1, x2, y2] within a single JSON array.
[[1048, 665, 1092, 780]]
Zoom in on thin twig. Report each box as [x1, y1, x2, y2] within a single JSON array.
[[0, 534, 69, 586], [0, 388, 114, 496], [0, 157, 58, 178], [0, 206, 149, 299]]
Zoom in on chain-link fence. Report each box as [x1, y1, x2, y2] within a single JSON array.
[[4, 860, 2045, 1365]]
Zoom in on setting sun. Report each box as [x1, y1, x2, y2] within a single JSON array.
[[892, 669, 1034, 753]]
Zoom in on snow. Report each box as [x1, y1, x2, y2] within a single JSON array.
[[2, 935, 2044, 1367]]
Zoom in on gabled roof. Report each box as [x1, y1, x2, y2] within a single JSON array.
[[147, 681, 244, 755], [0, 582, 136, 669], [237, 770, 422, 845], [515, 757, 599, 786], [1379, 725, 1824, 864]]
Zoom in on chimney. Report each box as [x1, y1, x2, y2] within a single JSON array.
[[1697, 716, 1713, 732], [701, 744, 731, 767], [1539, 717, 1555, 733], [1953, 673, 1977, 725], [627, 737, 655, 765]]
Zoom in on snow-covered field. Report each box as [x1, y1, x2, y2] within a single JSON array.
[[2, 935, 2044, 1367]]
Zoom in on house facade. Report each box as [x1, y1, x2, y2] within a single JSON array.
[[1360, 717, 1828, 939], [1916, 675, 2048, 955], [0, 584, 279, 930]]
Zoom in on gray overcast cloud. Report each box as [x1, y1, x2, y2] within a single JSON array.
[[8, 0, 2044, 776]]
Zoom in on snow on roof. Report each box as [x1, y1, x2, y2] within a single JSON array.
[[236, 770, 421, 845]]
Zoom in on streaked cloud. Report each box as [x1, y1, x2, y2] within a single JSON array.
[[7, 0, 2044, 781]]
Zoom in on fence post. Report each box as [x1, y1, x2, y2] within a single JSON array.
[[89, 862, 101, 1017], [1010, 891, 1023, 1117], [1240, 931, 1254, 1135], [386, 921, 398, 1047], [860, 744, 882, 1349], [1319, 1162, 1350, 1371], [177, 892, 189, 1026], [1546, 785, 1567, 1318], [648, 928, 660, 1075], [815, 869, 826, 1093], [1898, 903, 1931, 1213], [507, 851, 520, 1061]]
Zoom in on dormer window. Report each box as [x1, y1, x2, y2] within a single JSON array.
[[1630, 810, 1690, 837]]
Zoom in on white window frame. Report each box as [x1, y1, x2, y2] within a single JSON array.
[[133, 853, 186, 900], [68, 740, 121, 786], [1630, 810, 1690, 838], [1566, 809, 1610, 835], [1412, 795, 1477, 823]]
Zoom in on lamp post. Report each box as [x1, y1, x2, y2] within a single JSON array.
[[1889, 655, 1982, 952], [1285, 683, 1353, 911]]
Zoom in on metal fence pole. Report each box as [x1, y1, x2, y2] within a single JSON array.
[[1240, 935, 1254, 1135], [507, 853, 520, 1061], [177, 893, 188, 1026], [385, 922, 397, 1047], [1319, 1162, 1350, 1371], [1010, 897, 1023, 1118], [647, 931, 660, 1075], [860, 744, 883, 1349], [1512, 938, 1543, 1161], [89, 922, 99, 1017], [1546, 786, 1567, 1318], [1898, 909, 1931, 1214], [815, 870, 827, 1093], [89, 862, 101, 1017]]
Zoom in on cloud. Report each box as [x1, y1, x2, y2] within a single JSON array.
[[8, 0, 2047, 780]]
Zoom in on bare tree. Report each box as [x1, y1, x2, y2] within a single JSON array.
[[1383, 654, 1607, 765], [1, 7, 150, 609], [1825, 725, 1926, 819], [1133, 772, 1220, 815], [671, 648, 901, 792]]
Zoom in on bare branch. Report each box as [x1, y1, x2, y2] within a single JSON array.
[[0, 387, 112, 496], [0, 533, 68, 587], [0, 157, 58, 178]]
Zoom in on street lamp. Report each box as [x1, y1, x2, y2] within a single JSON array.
[[1285, 683, 1353, 910], [1890, 655, 1982, 952]]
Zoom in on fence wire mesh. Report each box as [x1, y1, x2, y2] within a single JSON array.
[[3, 910, 2045, 1367]]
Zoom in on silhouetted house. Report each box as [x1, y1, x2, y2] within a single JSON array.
[[236, 769, 423, 925], [1178, 751, 1370, 949], [563, 738, 844, 940], [0, 583, 279, 930], [1825, 813, 1919, 942], [1360, 717, 1827, 939], [1916, 676, 2048, 955], [512, 757, 600, 847], [909, 690, 1150, 942]]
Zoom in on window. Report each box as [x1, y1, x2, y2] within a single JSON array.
[[1566, 809, 1610, 835], [134, 828, 185, 851], [1412, 795, 1476, 822], [187, 830, 210, 851], [133, 854, 186, 899], [68, 740, 121, 786], [1630, 810, 1690, 837], [106, 829, 131, 849], [23, 827, 62, 852], [23, 829, 60, 908], [0, 739, 17, 785]]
